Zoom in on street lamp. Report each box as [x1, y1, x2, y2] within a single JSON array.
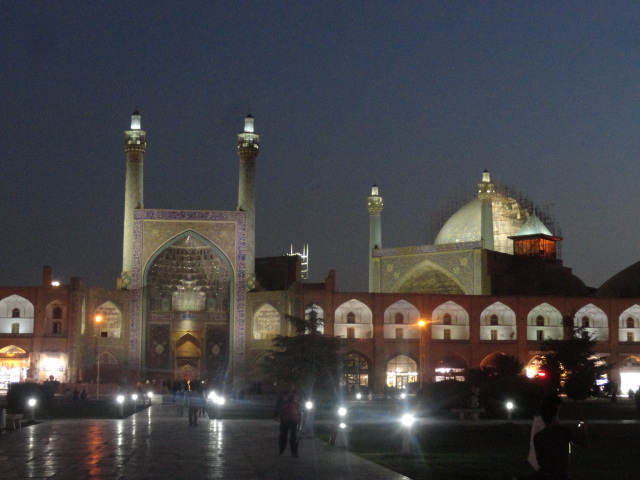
[[506, 401, 514, 422], [95, 314, 103, 400], [28, 398, 36, 421], [116, 394, 125, 417], [400, 413, 416, 454], [417, 320, 427, 389]]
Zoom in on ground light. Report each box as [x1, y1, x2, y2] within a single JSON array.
[[116, 395, 125, 418], [146, 391, 152, 406], [330, 406, 350, 447], [506, 401, 514, 422], [304, 400, 315, 438], [27, 398, 36, 421], [400, 413, 417, 454]]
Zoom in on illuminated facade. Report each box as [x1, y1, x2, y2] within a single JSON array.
[[3, 113, 640, 395]]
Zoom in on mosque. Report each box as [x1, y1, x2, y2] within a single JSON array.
[[1, 113, 640, 395]]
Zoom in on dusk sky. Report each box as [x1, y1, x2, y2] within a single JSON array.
[[3, 2, 640, 292]]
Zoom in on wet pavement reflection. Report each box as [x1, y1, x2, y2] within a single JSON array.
[[0, 404, 409, 479]]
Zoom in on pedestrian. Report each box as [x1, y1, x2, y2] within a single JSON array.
[[527, 394, 561, 473], [187, 389, 203, 426], [274, 387, 301, 457], [176, 388, 185, 416], [533, 401, 587, 479]]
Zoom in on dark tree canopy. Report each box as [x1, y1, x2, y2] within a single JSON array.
[[260, 310, 342, 400], [539, 316, 609, 401]]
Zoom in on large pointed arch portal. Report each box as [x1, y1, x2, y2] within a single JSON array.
[[144, 232, 233, 382], [130, 209, 246, 385]]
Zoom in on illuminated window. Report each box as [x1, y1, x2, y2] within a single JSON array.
[[347, 312, 356, 324], [11, 323, 19, 334], [395, 313, 404, 324], [53, 322, 62, 334], [395, 328, 403, 340], [537, 330, 544, 341], [12, 308, 20, 318], [536, 315, 544, 327], [490, 329, 498, 341], [627, 318, 635, 329], [581, 317, 590, 328], [347, 327, 355, 339], [444, 329, 451, 340], [443, 313, 452, 325], [53, 307, 62, 319], [490, 315, 499, 326], [627, 332, 634, 342], [253, 303, 281, 340], [94, 302, 123, 339]]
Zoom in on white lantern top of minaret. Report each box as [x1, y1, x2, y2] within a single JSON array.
[[244, 115, 254, 133], [131, 110, 141, 130], [371, 185, 379, 196]]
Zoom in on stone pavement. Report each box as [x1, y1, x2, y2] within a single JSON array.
[[0, 403, 411, 479]]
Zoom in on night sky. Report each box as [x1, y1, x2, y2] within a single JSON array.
[[3, 2, 640, 292]]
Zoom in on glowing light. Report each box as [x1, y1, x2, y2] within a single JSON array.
[[51, 281, 60, 287], [338, 406, 347, 417], [356, 393, 362, 400], [400, 413, 415, 427], [400, 393, 406, 399], [506, 401, 514, 410], [116, 395, 125, 404], [28, 398, 36, 407], [244, 115, 254, 133], [305, 401, 313, 410], [131, 113, 141, 130], [339, 422, 347, 429], [131, 394, 138, 401]]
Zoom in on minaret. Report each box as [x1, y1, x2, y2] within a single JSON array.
[[477, 170, 495, 250], [237, 115, 259, 291], [368, 184, 383, 292], [121, 110, 146, 289]]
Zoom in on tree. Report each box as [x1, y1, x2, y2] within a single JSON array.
[[539, 316, 609, 401], [466, 353, 524, 384], [260, 309, 342, 400]]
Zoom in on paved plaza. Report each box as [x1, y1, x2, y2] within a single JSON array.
[[0, 403, 411, 479]]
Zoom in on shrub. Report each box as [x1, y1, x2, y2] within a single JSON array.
[[7, 382, 56, 413]]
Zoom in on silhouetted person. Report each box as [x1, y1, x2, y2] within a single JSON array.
[[275, 387, 301, 457], [533, 402, 587, 479]]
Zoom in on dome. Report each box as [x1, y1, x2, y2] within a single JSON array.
[[596, 260, 640, 298], [434, 198, 483, 245], [434, 193, 529, 254]]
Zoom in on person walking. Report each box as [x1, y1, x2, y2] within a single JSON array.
[[187, 389, 204, 426], [274, 387, 301, 457]]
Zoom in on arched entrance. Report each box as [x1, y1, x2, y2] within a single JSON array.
[[144, 232, 233, 383], [343, 351, 370, 392], [175, 333, 201, 380], [0, 345, 29, 389], [386, 355, 417, 389]]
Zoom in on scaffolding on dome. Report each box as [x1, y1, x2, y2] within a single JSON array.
[[426, 181, 562, 259]]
